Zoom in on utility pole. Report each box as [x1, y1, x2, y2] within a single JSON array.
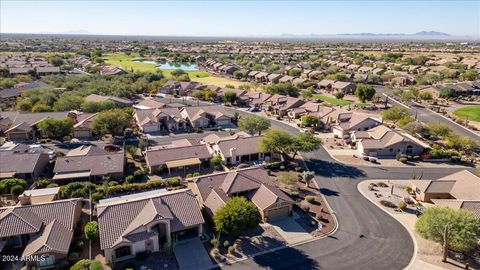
[[442, 224, 449, 262]]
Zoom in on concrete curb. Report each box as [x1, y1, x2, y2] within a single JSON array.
[[356, 180, 418, 270]]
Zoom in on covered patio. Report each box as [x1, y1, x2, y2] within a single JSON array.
[[165, 158, 202, 176]]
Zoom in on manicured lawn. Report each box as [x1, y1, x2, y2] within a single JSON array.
[[104, 53, 249, 88], [313, 94, 353, 106], [453, 105, 480, 122]]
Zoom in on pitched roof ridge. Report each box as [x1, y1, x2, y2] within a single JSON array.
[[10, 208, 42, 232]]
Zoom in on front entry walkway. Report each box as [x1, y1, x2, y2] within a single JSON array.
[[269, 215, 314, 245], [173, 237, 213, 270]]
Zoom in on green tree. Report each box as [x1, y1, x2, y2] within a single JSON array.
[[70, 259, 103, 270], [211, 154, 222, 166], [334, 91, 345, 100], [238, 116, 271, 135], [16, 98, 33, 111], [438, 87, 456, 99], [288, 68, 301, 77], [265, 83, 299, 97], [260, 129, 321, 161], [301, 115, 319, 127], [382, 107, 411, 124], [90, 109, 131, 135], [192, 90, 204, 100], [426, 122, 452, 138], [31, 103, 53, 112], [49, 56, 64, 67], [0, 178, 27, 195], [81, 100, 116, 113], [460, 69, 477, 81], [84, 221, 99, 240], [204, 89, 217, 101], [300, 88, 314, 99], [224, 91, 237, 104], [53, 95, 84, 111], [37, 117, 74, 140], [415, 207, 480, 252], [213, 197, 262, 235], [355, 84, 376, 103]]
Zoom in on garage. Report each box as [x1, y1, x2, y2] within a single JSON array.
[[266, 206, 290, 221], [216, 118, 231, 126]]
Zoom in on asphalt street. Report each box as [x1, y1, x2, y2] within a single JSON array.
[[375, 87, 480, 141], [221, 107, 474, 270]]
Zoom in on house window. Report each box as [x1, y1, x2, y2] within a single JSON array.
[[38, 255, 55, 267], [115, 246, 132, 258], [389, 148, 393, 152], [406, 145, 413, 154]]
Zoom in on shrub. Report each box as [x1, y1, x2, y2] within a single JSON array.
[[133, 170, 145, 180], [10, 185, 24, 196], [398, 201, 407, 210], [74, 240, 85, 252], [228, 245, 235, 254], [195, 128, 202, 133], [399, 157, 408, 163], [210, 235, 220, 248], [404, 186, 413, 193], [294, 166, 303, 172], [223, 240, 230, 248], [84, 221, 99, 240], [166, 177, 181, 187], [186, 173, 193, 178], [68, 252, 79, 262], [210, 247, 220, 257], [305, 196, 315, 204], [291, 191, 299, 197], [192, 172, 201, 177], [380, 200, 397, 208], [377, 182, 388, 188], [125, 175, 135, 183]]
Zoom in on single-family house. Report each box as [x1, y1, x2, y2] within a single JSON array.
[[145, 143, 211, 175], [351, 125, 427, 158], [53, 145, 125, 182], [0, 198, 82, 268], [191, 167, 294, 221], [97, 189, 205, 263], [135, 108, 186, 133], [0, 148, 49, 181], [180, 105, 233, 128]]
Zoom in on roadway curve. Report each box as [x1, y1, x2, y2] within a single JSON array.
[[221, 107, 472, 270]]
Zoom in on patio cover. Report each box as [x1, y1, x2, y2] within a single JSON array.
[[0, 171, 16, 178], [166, 158, 201, 169], [53, 170, 91, 180]]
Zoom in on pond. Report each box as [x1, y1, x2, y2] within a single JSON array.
[[133, 60, 198, 71]]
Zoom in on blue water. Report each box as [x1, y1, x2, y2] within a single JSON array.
[[134, 60, 198, 71]]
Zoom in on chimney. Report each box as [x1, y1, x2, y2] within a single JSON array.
[[18, 194, 31, 206], [230, 148, 237, 164]]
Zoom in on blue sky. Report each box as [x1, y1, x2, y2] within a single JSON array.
[[1, 1, 479, 37]]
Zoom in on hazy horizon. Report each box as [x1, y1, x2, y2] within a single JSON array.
[[1, 1, 479, 38]]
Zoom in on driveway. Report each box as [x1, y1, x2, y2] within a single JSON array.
[[269, 214, 314, 245], [174, 237, 213, 270]]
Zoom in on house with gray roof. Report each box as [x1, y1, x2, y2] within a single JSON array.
[[207, 133, 271, 165], [145, 143, 211, 175], [0, 147, 50, 181], [135, 107, 186, 133], [191, 167, 294, 221], [0, 198, 82, 268], [53, 145, 125, 182], [97, 189, 205, 263]]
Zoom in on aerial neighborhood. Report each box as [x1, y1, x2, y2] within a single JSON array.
[[1, 5, 480, 269]]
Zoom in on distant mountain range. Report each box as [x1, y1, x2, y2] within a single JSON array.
[[280, 31, 452, 39]]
